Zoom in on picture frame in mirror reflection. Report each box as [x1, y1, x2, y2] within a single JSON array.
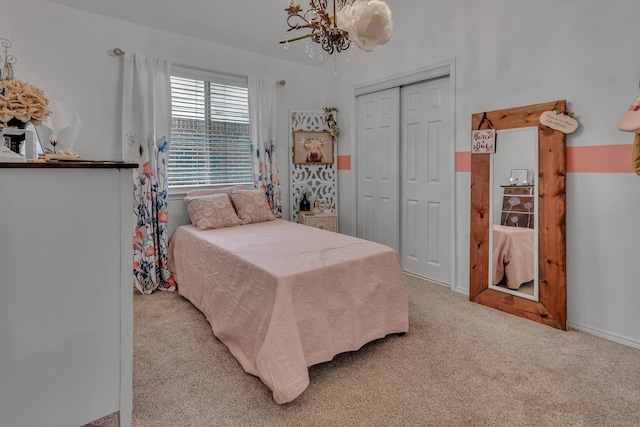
[[509, 168, 528, 186]]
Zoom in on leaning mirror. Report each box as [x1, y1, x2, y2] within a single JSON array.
[[469, 101, 567, 330]]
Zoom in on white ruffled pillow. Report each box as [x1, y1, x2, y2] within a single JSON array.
[[184, 193, 242, 230], [230, 189, 276, 225]]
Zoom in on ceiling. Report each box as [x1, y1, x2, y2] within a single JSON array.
[[45, 0, 325, 67]]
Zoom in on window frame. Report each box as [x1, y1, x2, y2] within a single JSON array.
[[168, 65, 253, 197]]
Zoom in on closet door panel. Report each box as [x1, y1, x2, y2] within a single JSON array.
[[356, 88, 400, 252]]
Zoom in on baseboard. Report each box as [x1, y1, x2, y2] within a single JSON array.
[[451, 287, 639, 350], [568, 321, 640, 350], [453, 286, 469, 297], [403, 272, 451, 288]]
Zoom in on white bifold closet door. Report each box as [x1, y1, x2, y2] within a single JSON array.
[[356, 77, 452, 285], [356, 87, 401, 253]]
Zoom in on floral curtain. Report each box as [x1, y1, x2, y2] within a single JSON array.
[[248, 76, 282, 218], [122, 53, 176, 294]]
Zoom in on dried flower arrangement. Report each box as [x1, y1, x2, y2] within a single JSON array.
[[324, 107, 339, 138], [0, 78, 52, 130]]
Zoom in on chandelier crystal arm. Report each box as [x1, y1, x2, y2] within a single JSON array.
[[283, 0, 351, 55], [279, 32, 320, 45]]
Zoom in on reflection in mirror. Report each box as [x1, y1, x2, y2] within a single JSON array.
[[488, 127, 538, 301]]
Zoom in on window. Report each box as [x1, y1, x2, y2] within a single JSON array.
[[169, 66, 252, 190]]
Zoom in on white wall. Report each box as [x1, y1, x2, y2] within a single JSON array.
[[328, 0, 640, 347]]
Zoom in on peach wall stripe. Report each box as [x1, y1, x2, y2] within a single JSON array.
[[456, 151, 471, 172], [455, 145, 634, 173], [337, 155, 351, 171], [566, 144, 634, 173]]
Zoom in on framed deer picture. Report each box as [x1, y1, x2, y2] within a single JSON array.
[[292, 130, 334, 165]]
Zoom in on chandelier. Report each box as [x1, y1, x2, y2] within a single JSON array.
[[282, 0, 393, 58]]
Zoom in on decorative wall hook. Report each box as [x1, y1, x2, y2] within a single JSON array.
[[0, 38, 16, 81], [477, 111, 494, 130]]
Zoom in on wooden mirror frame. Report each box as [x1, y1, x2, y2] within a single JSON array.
[[470, 100, 567, 330]]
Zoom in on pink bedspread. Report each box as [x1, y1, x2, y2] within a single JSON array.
[[492, 224, 535, 289], [168, 219, 408, 403]]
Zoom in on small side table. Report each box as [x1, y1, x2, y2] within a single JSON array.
[[298, 211, 339, 232]]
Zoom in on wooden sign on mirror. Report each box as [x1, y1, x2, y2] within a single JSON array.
[[469, 100, 567, 330]]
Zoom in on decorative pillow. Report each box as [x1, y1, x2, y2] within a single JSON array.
[[184, 193, 242, 230], [186, 185, 251, 216], [230, 189, 276, 225]]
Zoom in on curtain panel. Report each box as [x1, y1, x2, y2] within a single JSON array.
[[249, 76, 282, 218], [122, 53, 176, 294]]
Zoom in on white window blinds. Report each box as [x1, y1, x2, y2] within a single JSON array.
[[169, 66, 252, 189]]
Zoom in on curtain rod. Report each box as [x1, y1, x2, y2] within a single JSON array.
[[112, 48, 286, 86]]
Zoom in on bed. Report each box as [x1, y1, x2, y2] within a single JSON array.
[[492, 224, 535, 289], [168, 189, 408, 404]]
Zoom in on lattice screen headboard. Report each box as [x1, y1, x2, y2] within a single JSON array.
[[289, 111, 337, 223]]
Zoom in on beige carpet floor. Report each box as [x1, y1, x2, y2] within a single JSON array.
[[90, 274, 640, 426]]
